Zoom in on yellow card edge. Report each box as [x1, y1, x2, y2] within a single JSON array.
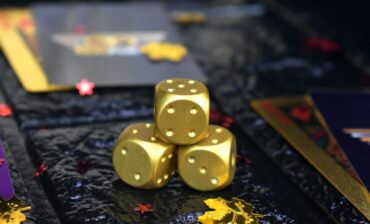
[[0, 29, 72, 92], [251, 96, 370, 221]]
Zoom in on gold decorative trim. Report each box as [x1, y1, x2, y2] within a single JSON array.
[[251, 96, 370, 221]]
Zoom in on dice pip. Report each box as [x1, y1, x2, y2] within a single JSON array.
[[154, 78, 210, 145], [112, 123, 176, 189]]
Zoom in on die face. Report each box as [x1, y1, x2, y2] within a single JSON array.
[[112, 123, 177, 189], [178, 125, 236, 191], [152, 150, 177, 187], [154, 78, 210, 145], [113, 140, 152, 188]]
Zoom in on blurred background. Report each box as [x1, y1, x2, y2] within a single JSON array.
[[1, 0, 368, 74]]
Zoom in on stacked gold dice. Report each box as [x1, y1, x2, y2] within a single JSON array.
[[112, 78, 236, 191]]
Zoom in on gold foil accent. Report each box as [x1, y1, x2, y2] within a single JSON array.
[[198, 197, 263, 224], [0, 196, 31, 224], [173, 12, 207, 25], [140, 42, 187, 62]]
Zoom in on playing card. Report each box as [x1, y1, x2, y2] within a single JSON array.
[[251, 96, 370, 219], [311, 90, 370, 191], [31, 3, 207, 87]]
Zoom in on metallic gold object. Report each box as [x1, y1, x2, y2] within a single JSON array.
[[343, 128, 370, 142], [113, 79, 237, 192], [173, 12, 207, 25], [140, 42, 187, 62], [0, 196, 31, 224], [198, 197, 263, 224], [112, 123, 176, 189], [154, 78, 210, 145], [178, 125, 236, 191]]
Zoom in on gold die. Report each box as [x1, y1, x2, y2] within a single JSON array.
[[112, 123, 176, 189], [178, 125, 237, 191], [154, 78, 210, 145]]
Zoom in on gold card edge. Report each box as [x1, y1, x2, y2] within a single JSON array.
[[251, 96, 370, 221]]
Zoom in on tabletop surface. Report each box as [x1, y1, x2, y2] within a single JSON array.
[[0, 1, 369, 223]]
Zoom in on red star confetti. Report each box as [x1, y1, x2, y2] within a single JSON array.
[[73, 25, 86, 35], [34, 162, 47, 177], [17, 18, 33, 30], [210, 110, 223, 122], [304, 37, 341, 54], [290, 106, 312, 122], [0, 104, 12, 117], [210, 110, 234, 128], [237, 154, 253, 165], [0, 158, 5, 166], [134, 203, 153, 214], [75, 79, 95, 96], [222, 116, 234, 128], [76, 160, 91, 174]]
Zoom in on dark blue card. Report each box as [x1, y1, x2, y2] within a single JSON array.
[[311, 91, 370, 191]]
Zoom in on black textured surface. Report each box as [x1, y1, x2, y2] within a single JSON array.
[[0, 94, 60, 224], [181, 3, 369, 223], [26, 121, 333, 224], [0, 1, 369, 223]]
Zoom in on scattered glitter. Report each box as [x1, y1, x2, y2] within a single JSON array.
[[237, 154, 253, 165], [75, 181, 83, 188], [210, 109, 234, 128], [222, 116, 234, 128], [70, 194, 82, 201], [94, 140, 115, 149], [76, 160, 91, 174], [33, 162, 47, 177]]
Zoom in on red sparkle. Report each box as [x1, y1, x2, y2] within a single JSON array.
[[237, 154, 253, 165], [17, 18, 33, 29], [210, 110, 223, 123], [210, 109, 234, 128], [134, 203, 153, 214], [222, 116, 234, 128], [75, 79, 95, 96], [290, 106, 312, 122], [0, 158, 5, 166], [0, 104, 12, 117], [34, 162, 48, 177], [304, 37, 341, 54], [73, 25, 86, 34], [76, 160, 91, 174]]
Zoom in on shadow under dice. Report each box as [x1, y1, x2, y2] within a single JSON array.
[[178, 125, 237, 191], [113, 123, 176, 189], [154, 78, 210, 145]]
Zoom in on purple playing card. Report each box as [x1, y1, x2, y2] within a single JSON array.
[[311, 90, 370, 191], [0, 141, 15, 200]]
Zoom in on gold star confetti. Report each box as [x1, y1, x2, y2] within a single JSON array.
[[198, 197, 263, 224], [173, 12, 207, 25], [140, 42, 187, 63], [0, 196, 31, 224]]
